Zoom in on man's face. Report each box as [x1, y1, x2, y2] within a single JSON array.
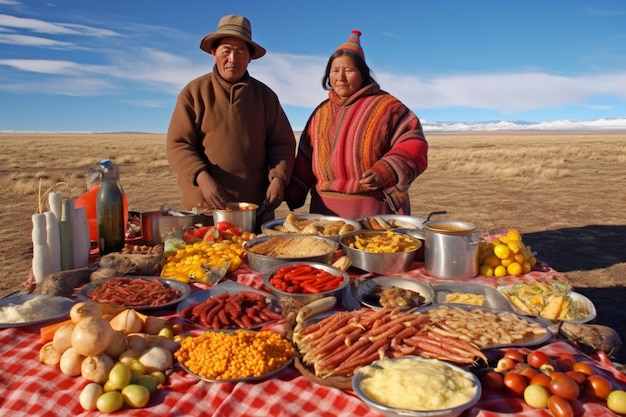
[[212, 37, 251, 83]]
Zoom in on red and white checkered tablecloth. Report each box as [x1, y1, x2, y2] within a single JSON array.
[[2, 262, 625, 417], [2, 323, 625, 417]]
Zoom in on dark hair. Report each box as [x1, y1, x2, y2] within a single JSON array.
[[322, 50, 375, 91]]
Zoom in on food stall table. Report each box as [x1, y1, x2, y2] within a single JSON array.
[[1, 261, 625, 416]]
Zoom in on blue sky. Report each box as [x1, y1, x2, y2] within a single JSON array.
[[1, 0, 625, 132]]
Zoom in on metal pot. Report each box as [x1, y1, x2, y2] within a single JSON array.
[[141, 210, 211, 246], [423, 220, 482, 280], [213, 202, 258, 232]]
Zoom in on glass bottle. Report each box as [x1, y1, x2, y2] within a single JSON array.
[[96, 159, 125, 254]]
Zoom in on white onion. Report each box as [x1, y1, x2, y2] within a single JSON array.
[[71, 316, 113, 357]]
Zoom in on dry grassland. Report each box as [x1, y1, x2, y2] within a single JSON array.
[[1, 131, 625, 360]]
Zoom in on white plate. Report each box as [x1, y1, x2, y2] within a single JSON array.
[[77, 276, 190, 311], [0, 294, 74, 328], [354, 277, 434, 310], [431, 282, 512, 311], [497, 283, 597, 323], [261, 214, 361, 240], [417, 304, 552, 349], [356, 214, 426, 230], [176, 281, 282, 329]]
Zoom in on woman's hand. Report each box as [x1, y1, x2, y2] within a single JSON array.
[[196, 171, 228, 209], [359, 170, 381, 191]]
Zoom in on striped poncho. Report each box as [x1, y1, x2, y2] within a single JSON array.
[[285, 82, 428, 217]]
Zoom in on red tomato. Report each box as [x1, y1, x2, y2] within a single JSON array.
[[193, 226, 212, 238], [548, 395, 574, 417], [549, 374, 580, 401], [504, 372, 529, 397], [530, 373, 552, 388], [565, 370, 588, 386], [527, 350, 551, 369], [517, 364, 538, 380], [585, 375, 612, 400], [556, 353, 576, 371], [480, 371, 504, 390], [572, 362, 594, 376], [215, 221, 237, 232], [503, 348, 525, 364]]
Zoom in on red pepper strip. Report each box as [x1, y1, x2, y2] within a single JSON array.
[[317, 277, 344, 292], [285, 274, 324, 283], [310, 274, 341, 286], [275, 264, 310, 274], [286, 284, 302, 293], [284, 265, 316, 278], [301, 283, 321, 294]]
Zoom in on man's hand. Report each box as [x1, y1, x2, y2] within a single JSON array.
[[258, 177, 284, 216], [196, 171, 228, 209]]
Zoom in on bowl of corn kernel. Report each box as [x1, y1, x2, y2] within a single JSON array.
[[339, 230, 422, 274]]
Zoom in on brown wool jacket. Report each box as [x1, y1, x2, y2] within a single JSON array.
[[166, 67, 296, 218]]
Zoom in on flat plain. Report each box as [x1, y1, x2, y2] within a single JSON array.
[[1, 131, 625, 361]]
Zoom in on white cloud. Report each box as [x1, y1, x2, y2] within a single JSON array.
[[0, 13, 119, 37], [0, 33, 76, 48], [0, 58, 104, 75]]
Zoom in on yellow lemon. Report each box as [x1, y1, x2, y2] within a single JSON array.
[[500, 255, 515, 267], [493, 244, 511, 260], [507, 262, 523, 276], [507, 229, 522, 241], [528, 255, 537, 267], [507, 240, 523, 254], [484, 255, 502, 268], [479, 264, 494, 277], [514, 253, 526, 264], [494, 265, 507, 278], [522, 261, 532, 274]]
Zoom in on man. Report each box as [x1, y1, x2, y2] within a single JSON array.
[[166, 15, 295, 228]]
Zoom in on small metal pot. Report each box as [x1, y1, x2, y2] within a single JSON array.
[[213, 202, 258, 232], [141, 210, 211, 246], [423, 220, 482, 280]]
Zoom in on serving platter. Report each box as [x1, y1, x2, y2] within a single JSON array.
[[430, 282, 512, 311], [260, 214, 360, 240], [498, 283, 597, 324], [356, 214, 426, 230], [77, 276, 190, 311], [0, 294, 75, 328], [354, 277, 434, 310], [176, 281, 282, 330], [417, 304, 552, 349]]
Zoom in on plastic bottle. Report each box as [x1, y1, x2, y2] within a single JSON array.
[[96, 159, 125, 255]]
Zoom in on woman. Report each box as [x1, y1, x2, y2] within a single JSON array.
[[285, 30, 428, 218]]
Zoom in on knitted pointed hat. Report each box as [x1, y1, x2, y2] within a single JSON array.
[[337, 30, 364, 59]]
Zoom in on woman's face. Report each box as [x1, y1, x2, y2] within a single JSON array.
[[329, 55, 363, 99], [212, 36, 251, 83]]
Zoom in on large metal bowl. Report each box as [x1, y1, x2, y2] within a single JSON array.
[[244, 234, 339, 274], [141, 210, 211, 246], [340, 230, 421, 274], [261, 214, 360, 241], [352, 356, 481, 417], [264, 261, 349, 305]]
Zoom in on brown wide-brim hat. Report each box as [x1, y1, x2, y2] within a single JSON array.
[[200, 14, 266, 59]]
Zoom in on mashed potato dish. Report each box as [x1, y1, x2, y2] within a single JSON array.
[[358, 357, 478, 411]]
